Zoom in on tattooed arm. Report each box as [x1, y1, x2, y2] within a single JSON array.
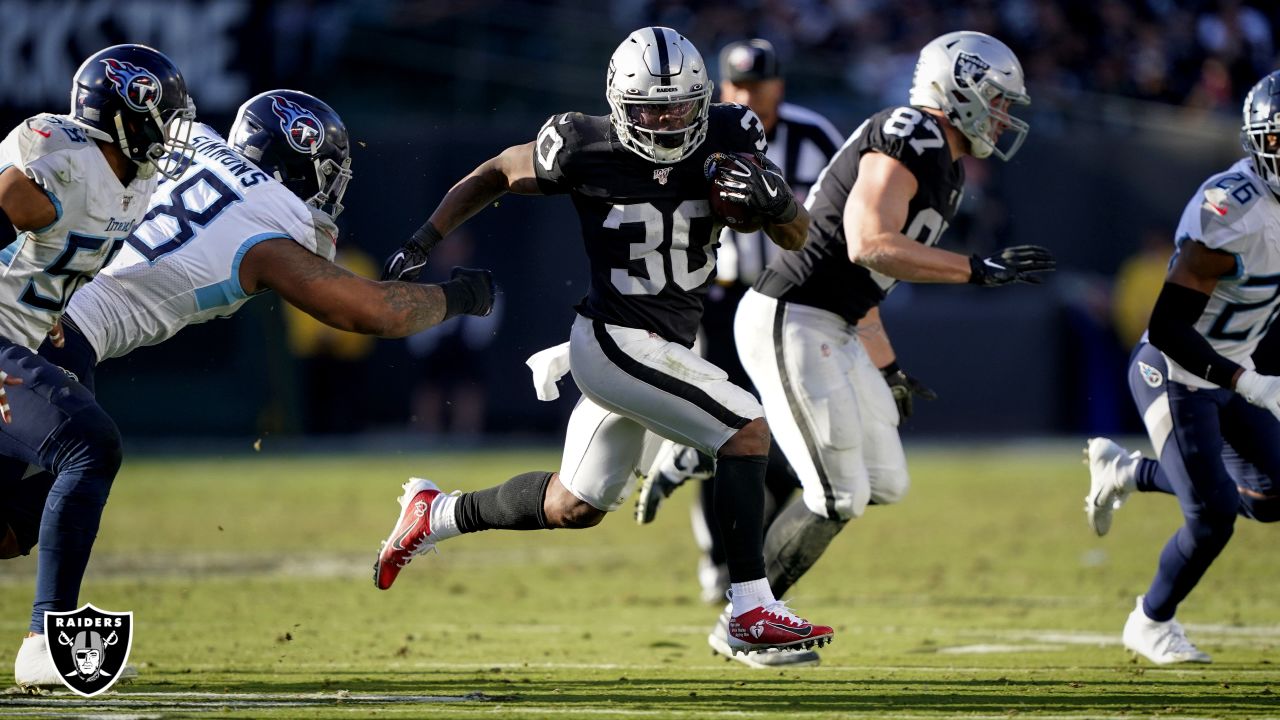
[[239, 238, 447, 337]]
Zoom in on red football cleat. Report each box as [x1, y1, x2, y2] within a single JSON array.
[[373, 478, 442, 590], [726, 601, 834, 654]]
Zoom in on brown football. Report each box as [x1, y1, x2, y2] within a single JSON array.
[[708, 152, 764, 233]]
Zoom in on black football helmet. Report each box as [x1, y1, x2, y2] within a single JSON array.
[[1242, 70, 1280, 195], [69, 44, 196, 179], [229, 90, 353, 218]]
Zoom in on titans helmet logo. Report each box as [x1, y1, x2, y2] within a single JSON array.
[[101, 59, 162, 112], [953, 51, 991, 90], [270, 95, 324, 154]]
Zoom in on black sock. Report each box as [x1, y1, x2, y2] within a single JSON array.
[[455, 471, 553, 533], [713, 454, 769, 582]]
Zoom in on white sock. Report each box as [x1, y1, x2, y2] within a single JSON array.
[[428, 491, 461, 542], [730, 578, 775, 616]]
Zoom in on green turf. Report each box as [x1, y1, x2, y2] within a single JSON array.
[[0, 444, 1276, 719]]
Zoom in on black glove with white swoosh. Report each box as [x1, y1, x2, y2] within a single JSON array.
[[880, 362, 937, 421], [380, 221, 444, 282], [968, 245, 1056, 286], [707, 152, 798, 224]]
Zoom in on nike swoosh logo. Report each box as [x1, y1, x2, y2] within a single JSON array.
[[29, 126, 50, 138], [766, 622, 813, 637], [760, 172, 778, 198], [391, 524, 418, 552], [983, 259, 1005, 270]]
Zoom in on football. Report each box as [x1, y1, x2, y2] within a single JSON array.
[[708, 152, 764, 233]]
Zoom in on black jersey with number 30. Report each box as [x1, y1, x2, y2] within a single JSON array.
[[533, 104, 766, 346], [755, 105, 965, 324]]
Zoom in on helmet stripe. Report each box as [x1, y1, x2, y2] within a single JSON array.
[[653, 27, 671, 86]]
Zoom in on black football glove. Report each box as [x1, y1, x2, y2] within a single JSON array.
[[706, 152, 798, 225], [880, 362, 937, 421], [380, 221, 444, 282], [968, 245, 1056, 287], [440, 266, 495, 320]]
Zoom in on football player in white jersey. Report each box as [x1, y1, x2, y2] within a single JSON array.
[[0, 44, 196, 686], [1081, 71, 1280, 665], [1, 89, 494, 686]]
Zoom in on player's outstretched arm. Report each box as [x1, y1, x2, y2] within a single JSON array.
[[1150, 239, 1280, 418], [382, 142, 542, 282], [844, 152, 971, 283], [244, 238, 493, 338], [0, 167, 57, 249]]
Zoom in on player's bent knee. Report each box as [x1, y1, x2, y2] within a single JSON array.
[[51, 406, 123, 483], [544, 478, 606, 529], [869, 470, 911, 506], [718, 417, 770, 458]]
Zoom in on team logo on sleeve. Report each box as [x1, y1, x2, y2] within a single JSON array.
[[44, 604, 134, 696], [270, 95, 324, 154], [953, 52, 990, 89], [101, 59, 162, 112], [1138, 361, 1164, 388]]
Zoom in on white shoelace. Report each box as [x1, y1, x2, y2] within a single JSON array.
[[760, 600, 805, 626], [1153, 620, 1200, 655]]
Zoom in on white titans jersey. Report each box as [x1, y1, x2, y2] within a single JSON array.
[[716, 102, 842, 285], [1166, 157, 1280, 389], [0, 114, 156, 349], [67, 124, 338, 362]]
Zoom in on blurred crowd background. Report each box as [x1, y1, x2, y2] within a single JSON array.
[[1, 0, 1277, 445]]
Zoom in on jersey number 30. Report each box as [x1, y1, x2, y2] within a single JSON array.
[[606, 201, 716, 295]]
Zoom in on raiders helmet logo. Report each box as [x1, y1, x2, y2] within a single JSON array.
[[953, 51, 990, 90], [44, 604, 134, 697], [270, 95, 325, 154], [101, 59, 162, 112]]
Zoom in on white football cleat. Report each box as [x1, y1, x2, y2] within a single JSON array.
[[634, 442, 714, 525], [1084, 437, 1139, 537], [14, 635, 61, 687], [1122, 596, 1211, 665], [706, 604, 823, 668]]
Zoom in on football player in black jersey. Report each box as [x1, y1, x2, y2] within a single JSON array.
[[374, 26, 833, 656], [727, 31, 1055, 665], [632, 39, 848, 665]]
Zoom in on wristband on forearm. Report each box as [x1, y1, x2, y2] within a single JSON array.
[[410, 221, 443, 253]]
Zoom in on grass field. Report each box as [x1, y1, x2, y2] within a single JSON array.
[[0, 442, 1276, 719]]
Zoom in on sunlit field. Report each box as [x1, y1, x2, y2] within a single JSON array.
[[1, 443, 1276, 719]]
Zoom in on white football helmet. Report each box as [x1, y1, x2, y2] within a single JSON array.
[[606, 27, 712, 164], [909, 31, 1030, 161]]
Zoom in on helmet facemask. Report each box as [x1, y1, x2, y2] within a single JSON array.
[[950, 72, 1029, 161], [1243, 127, 1280, 194], [608, 89, 711, 164], [115, 97, 196, 180], [309, 155, 353, 219]]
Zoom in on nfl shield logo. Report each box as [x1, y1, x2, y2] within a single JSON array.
[[44, 604, 134, 697]]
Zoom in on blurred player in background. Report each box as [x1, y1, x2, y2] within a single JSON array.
[[376, 26, 834, 658], [1083, 71, 1280, 665], [634, 38, 845, 612], [1, 88, 493, 685], [713, 31, 1054, 667], [0, 44, 195, 686]]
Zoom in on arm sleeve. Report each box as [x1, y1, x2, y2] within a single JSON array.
[[1148, 280, 1241, 388]]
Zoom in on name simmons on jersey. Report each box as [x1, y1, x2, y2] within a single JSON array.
[[756, 106, 964, 325], [188, 133, 271, 189], [532, 104, 767, 346]]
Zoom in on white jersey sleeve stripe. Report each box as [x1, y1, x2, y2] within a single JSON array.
[[192, 232, 290, 311]]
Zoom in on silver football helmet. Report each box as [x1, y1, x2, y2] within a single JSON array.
[[909, 31, 1030, 161], [606, 27, 712, 164], [1241, 70, 1280, 194]]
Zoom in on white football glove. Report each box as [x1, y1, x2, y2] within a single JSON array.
[[1235, 369, 1280, 420]]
